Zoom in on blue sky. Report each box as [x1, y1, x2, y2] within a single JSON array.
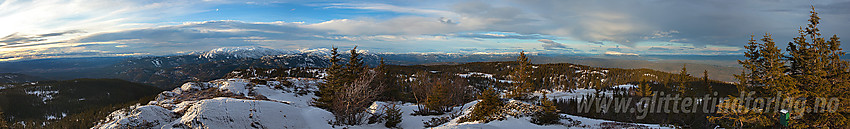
[[1, 0, 849, 61], [173, 2, 409, 23]]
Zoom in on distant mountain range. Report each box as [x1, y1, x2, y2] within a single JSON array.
[[0, 47, 744, 88]]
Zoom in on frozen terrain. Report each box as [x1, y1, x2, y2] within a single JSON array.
[[93, 77, 670, 129]]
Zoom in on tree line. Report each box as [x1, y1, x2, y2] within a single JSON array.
[[710, 7, 850, 129]]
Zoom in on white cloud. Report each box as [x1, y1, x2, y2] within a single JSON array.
[[303, 17, 463, 35], [1, 20, 476, 61], [4, 0, 850, 61], [604, 51, 638, 56], [0, 0, 229, 60], [538, 39, 570, 50], [0, 0, 219, 37], [301, 1, 551, 41], [321, 3, 459, 17]]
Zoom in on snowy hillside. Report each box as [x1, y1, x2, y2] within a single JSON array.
[[93, 76, 670, 129], [93, 78, 331, 129]]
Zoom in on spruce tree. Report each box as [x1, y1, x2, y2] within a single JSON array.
[[330, 46, 381, 125], [508, 51, 534, 99], [678, 64, 689, 95], [378, 57, 385, 70], [741, 35, 763, 88], [735, 69, 749, 93], [637, 78, 653, 97], [347, 46, 365, 77], [313, 46, 343, 109], [703, 70, 713, 94], [425, 81, 448, 113], [313, 46, 376, 125], [825, 34, 850, 125], [732, 35, 763, 95], [463, 87, 504, 122], [531, 94, 560, 125], [740, 32, 789, 128], [758, 33, 796, 97], [715, 6, 850, 128], [784, 7, 850, 128], [714, 67, 774, 128], [377, 57, 402, 101], [383, 103, 403, 128], [823, 26, 850, 128], [714, 37, 777, 127]]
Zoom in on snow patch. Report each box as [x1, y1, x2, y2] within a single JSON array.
[[456, 72, 514, 83], [215, 79, 251, 95], [25, 90, 59, 104], [45, 113, 66, 120], [613, 84, 638, 89], [95, 105, 178, 129], [168, 97, 323, 129]]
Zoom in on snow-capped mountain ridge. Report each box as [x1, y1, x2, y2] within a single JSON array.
[[197, 46, 377, 59], [198, 46, 287, 59]]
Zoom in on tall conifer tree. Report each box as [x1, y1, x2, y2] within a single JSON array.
[[313, 46, 343, 109], [462, 87, 504, 122], [758, 33, 796, 97], [508, 51, 534, 99], [678, 64, 689, 95], [740, 35, 762, 89], [784, 7, 850, 128], [347, 46, 365, 81], [703, 70, 713, 94]]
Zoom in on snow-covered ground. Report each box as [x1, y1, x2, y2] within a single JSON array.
[[528, 84, 637, 102], [456, 72, 515, 83], [93, 78, 669, 129], [25, 89, 59, 104], [94, 78, 336, 129]]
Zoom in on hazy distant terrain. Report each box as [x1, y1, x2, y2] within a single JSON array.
[[388, 54, 743, 82], [531, 55, 742, 82], [0, 50, 743, 83]]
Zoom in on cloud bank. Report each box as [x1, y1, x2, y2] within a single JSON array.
[[2, 0, 849, 61]]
